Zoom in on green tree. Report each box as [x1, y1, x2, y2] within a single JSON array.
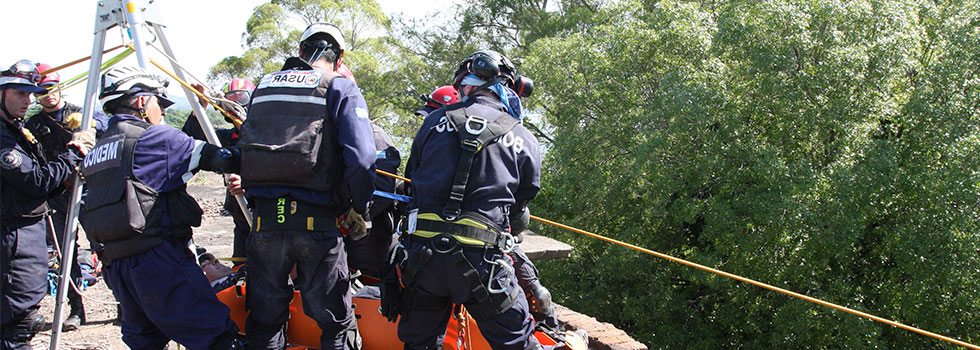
[[209, 0, 423, 149], [527, 0, 980, 348]]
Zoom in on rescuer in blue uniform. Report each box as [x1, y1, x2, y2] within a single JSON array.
[[1, 60, 94, 350], [384, 50, 542, 350], [23, 63, 110, 332], [79, 66, 241, 350], [230, 22, 376, 350]]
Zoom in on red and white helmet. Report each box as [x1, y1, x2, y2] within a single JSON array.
[[222, 78, 255, 106], [35, 62, 60, 88], [424, 86, 459, 109]]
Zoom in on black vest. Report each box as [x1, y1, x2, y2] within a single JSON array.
[[238, 69, 342, 192], [79, 120, 200, 260], [25, 103, 82, 163]]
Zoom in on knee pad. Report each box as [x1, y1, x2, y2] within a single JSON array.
[[2, 308, 45, 342]]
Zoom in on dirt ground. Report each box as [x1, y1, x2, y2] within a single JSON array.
[[33, 173, 232, 350]]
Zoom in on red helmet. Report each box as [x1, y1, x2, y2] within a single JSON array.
[[222, 78, 255, 106], [424, 86, 459, 109], [337, 63, 357, 85], [35, 63, 60, 87]]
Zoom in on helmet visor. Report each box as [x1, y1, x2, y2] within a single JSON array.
[[225, 90, 251, 106]]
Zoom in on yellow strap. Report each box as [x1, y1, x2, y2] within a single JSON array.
[[256, 216, 261, 231], [412, 213, 491, 246], [307, 217, 314, 231]]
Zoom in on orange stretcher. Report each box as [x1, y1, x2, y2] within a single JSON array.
[[216, 285, 585, 350]]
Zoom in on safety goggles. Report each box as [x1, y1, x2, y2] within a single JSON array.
[[225, 90, 251, 106], [2, 60, 41, 83]]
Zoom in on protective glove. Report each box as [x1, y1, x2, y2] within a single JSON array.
[[379, 246, 406, 322], [379, 275, 402, 323], [526, 280, 554, 322], [64, 112, 83, 130], [337, 207, 371, 240], [67, 128, 96, 156]]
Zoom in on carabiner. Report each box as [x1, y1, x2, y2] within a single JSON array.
[[486, 258, 514, 294]]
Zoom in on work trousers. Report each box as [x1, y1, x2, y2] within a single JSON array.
[[397, 238, 536, 350], [1, 219, 47, 350], [245, 228, 352, 350], [104, 239, 235, 350]]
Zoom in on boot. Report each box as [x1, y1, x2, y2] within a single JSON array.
[[62, 297, 86, 331]]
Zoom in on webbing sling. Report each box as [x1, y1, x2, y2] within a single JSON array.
[[443, 106, 520, 219]]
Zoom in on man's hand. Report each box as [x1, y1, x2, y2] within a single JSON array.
[[192, 83, 208, 108], [226, 174, 245, 196], [64, 112, 83, 130], [337, 207, 371, 240], [67, 128, 96, 155]]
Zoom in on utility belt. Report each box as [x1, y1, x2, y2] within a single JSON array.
[[406, 210, 516, 252], [251, 197, 337, 232]]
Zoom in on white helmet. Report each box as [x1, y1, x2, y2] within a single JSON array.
[[301, 22, 346, 52], [99, 66, 174, 110], [0, 60, 46, 94]]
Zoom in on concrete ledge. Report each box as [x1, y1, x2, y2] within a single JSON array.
[[556, 305, 648, 350]]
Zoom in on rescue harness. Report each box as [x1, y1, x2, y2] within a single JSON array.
[[395, 104, 524, 320]]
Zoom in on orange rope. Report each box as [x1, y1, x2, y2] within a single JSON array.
[[39, 45, 125, 76], [375, 169, 979, 349]]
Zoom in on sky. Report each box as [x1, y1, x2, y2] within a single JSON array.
[[0, 0, 452, 106]]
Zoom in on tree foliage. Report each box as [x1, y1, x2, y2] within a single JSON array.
[[528, 0, 980, 348]]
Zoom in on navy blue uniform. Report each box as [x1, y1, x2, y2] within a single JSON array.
[[241, 67, 375, 350], [181, 115, 250, 264], [345, 123, 401, 280], [96, 114, 235, 350], [1, 118, 82, 348], [24, 103, 109, 319], [401, 94, 541, 350], [414, 105, 438, 118]]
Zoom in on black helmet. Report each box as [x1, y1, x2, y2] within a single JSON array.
[[452, 50, 533, 97]]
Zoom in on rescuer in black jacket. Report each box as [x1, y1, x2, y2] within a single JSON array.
[[0, 60, 93, 350]]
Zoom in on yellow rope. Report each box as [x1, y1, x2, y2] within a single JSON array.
[[148, 59, 242, 128], [375, 168, 980, 349]]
